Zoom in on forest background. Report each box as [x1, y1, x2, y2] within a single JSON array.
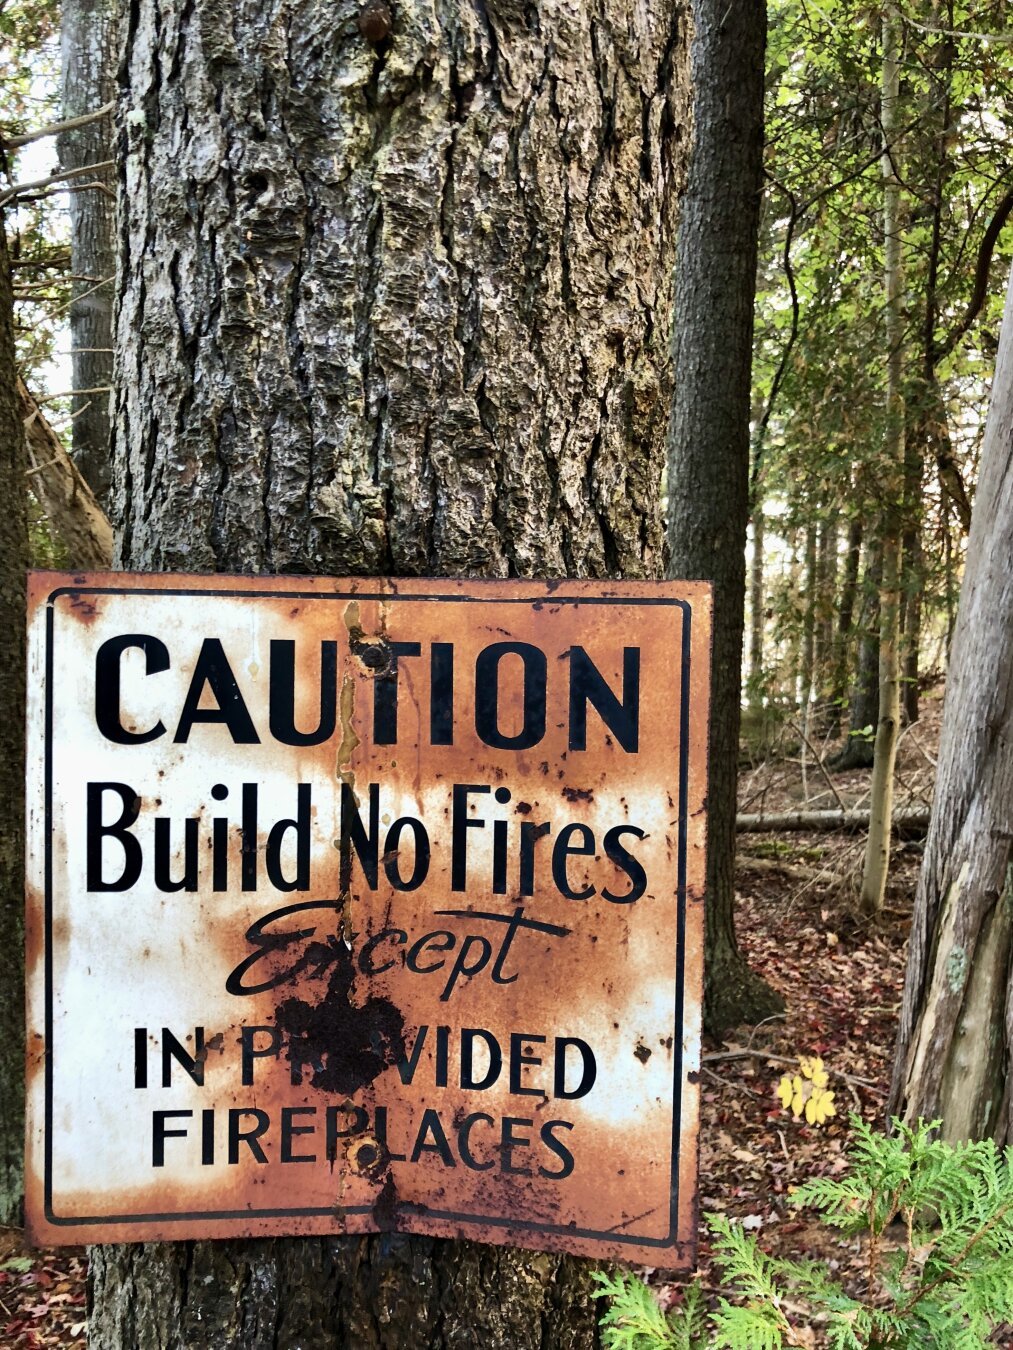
[[7, 0, 1012, 759], [3, 0, 1013, 1344]]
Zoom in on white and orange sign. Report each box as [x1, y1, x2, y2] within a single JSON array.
[[25, 572, 709, 1265]]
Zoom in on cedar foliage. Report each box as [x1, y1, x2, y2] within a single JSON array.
[[595, 1118, 1013, 1350]]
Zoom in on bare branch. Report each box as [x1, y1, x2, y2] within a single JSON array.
[[3, 101, 116, 150], [934, 187, 1013, 364], [37, 386, 112, 404], [10, 251, 72, 271], [701, 1049, 883, 1093], [751, 173, 801, 502], [737, 807, 929, 833], [0, 160, 115, 207], [898, 10, 1013, 43]]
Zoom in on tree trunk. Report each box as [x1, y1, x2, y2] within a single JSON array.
[[832, 541, 879, 769], [890, 268, 1013, 1145], [827, 511, 861, 737], [58, 0, 116, 502], [748, 496, 765, 706], [737, 808, 928, 835], [19, 375, 113, 567], [814, 511, 836, 711], [88, 0, 688, 1343], [666, 0, 781, 1036], [901, 516, 922, 725], [801, 520, 817, 710], [0, 216, 28, 1226], [859, 3, 906, 915]]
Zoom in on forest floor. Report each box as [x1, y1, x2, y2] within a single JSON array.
[[674, 690, 946, 1346], [1, 686, 989, 1349]]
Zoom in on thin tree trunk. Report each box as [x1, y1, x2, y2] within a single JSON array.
[[738, 808, 928, 834], [749, 494, 765, 706], [860, 5, 905, 915], [800, 521, 818, 802], [814, 511, 836, 711], [943, 493, 957, 650], [58, 0, 116, 501], [832, 539, 879, 768], [828, 512, 861, 737], [0, 216, 27, 1226], [801, 520, 817, 708], [666, 0, 781, 1036], [19, 376, 113, 566], [891, 268, 1013, 1145], [88, 0, 688, 1343], [781, 527, 803, 708], [901, 522, 922, 724]]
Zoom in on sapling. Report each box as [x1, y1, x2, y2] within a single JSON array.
[[595, 1116, 1013, 1349]]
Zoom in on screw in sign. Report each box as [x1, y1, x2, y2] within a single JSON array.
[[25, 573, 709, 1265]]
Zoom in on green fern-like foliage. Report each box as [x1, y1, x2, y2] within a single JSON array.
[[595, 1117, 1013, 1350], [791, 1116, 1013, 1348], [592, 1271, 708, 1349]]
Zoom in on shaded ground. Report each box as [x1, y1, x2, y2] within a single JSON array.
[[647, 689, 1007, 1344], [0, 1231, 85, 1349], [2, 691, 979, 1348], [679, 851, 917, 1338]]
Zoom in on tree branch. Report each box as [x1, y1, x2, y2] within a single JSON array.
[[752, 173, 801, 502], [701, 1049, 883, 1093], [2, 101, 116, 150], [37, 386, 112, 403], [934, 186, 1013, 364], [17, 377, 112, 568], [898, 10, 1013, 43], [0, 160, 115, 207]]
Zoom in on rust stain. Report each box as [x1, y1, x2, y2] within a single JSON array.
[[336, 675, 359, 788], [24, 570, 710, 1266]]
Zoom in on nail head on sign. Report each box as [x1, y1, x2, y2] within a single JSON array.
[[358, 2, 393, 42]]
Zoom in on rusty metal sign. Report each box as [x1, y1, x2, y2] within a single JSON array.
[[25, 572, 710, 1265]]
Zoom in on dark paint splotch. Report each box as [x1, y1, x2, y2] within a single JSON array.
[[274, 938, 406, 1097]]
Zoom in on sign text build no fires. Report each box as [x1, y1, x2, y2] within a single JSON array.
[[26, 574, 710, 1263]]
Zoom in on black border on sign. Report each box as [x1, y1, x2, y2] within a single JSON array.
[[41, 583, 695, 1249]]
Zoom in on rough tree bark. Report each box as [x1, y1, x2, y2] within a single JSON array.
[[665, 0, 781, 1035], [58, 0, 117, 501], [890, 267, 1013, 1145], [0, 216, 27, 1226], [88, 0, 688, 1344], [859, 2, 905, 915]]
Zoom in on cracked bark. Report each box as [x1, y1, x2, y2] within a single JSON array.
[[89, 0, 688, 1344], [109, 0, 684, 586], [890, 269, 1013, 1146], [664, 0, 780, 1035], [59, 0, 117, 502], [0, 217, 27, 1227]]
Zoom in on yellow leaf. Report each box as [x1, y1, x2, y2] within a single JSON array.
[[807, 1087, 836, 1125], [776, 1056, 835, 1123]]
